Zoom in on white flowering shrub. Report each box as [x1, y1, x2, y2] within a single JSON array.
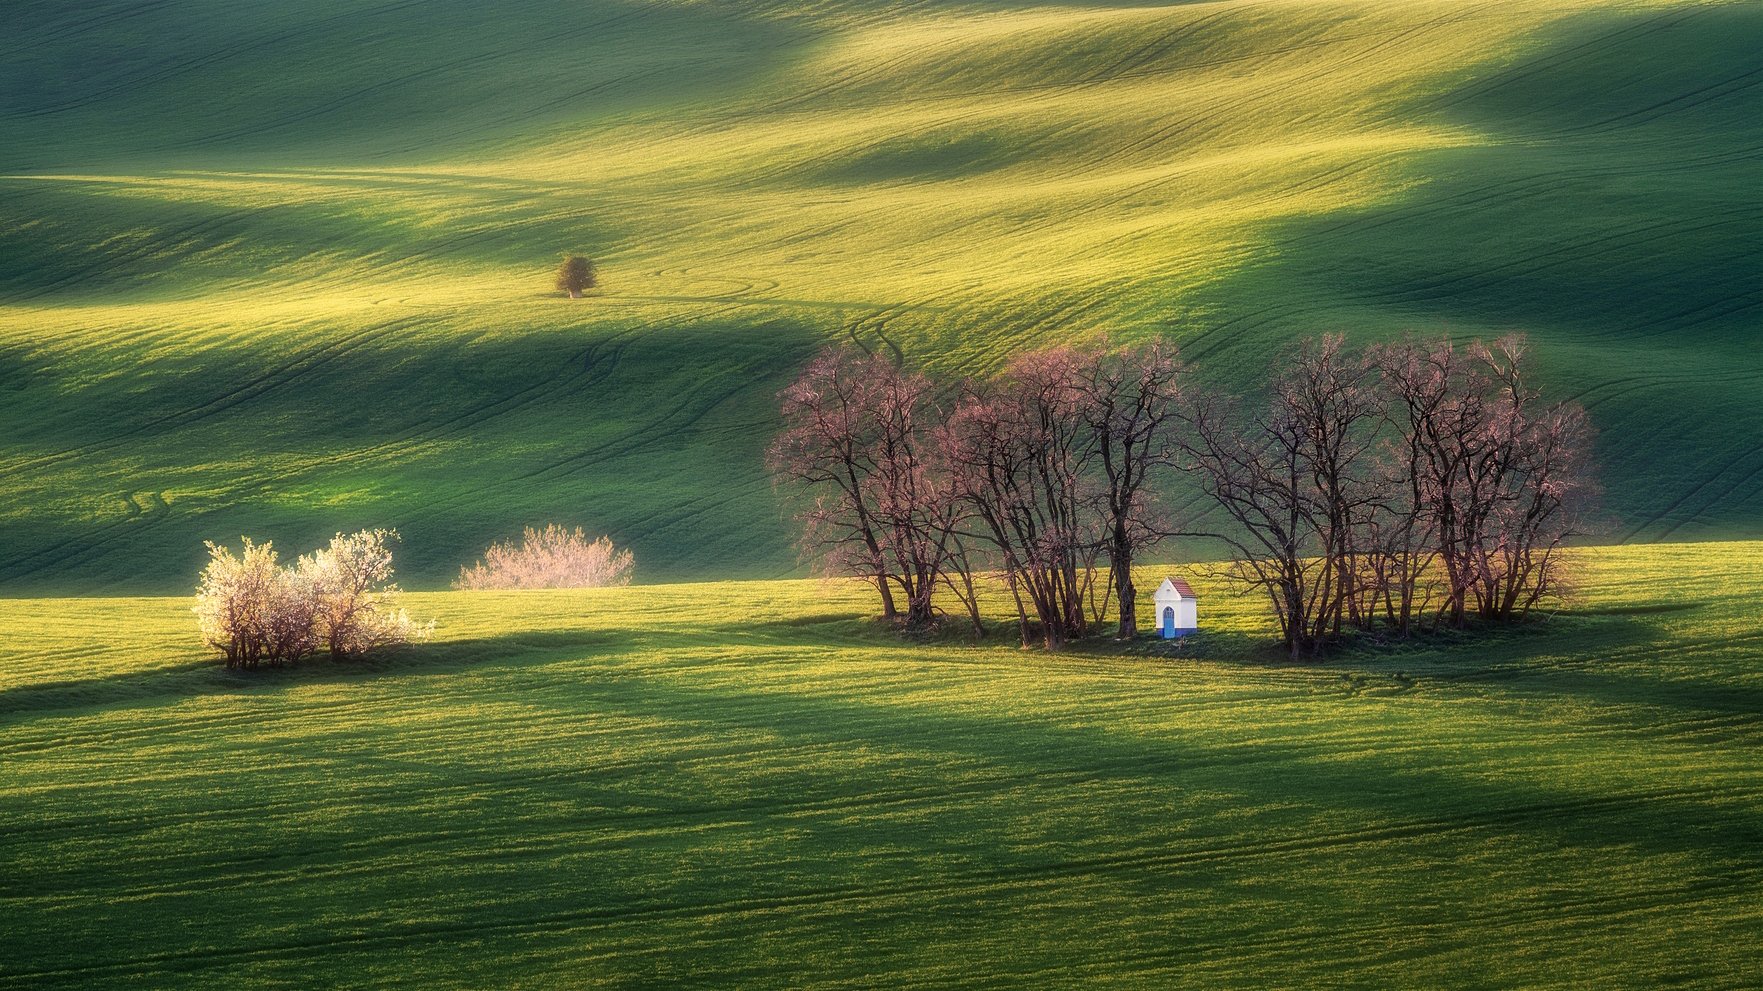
[[455, 525, 634, 590], [299, 529, 431, 659], [193, 537, 317, 668], [194, 530, 428, 668]]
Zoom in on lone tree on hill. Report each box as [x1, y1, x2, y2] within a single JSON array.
[[556, 255, 596, 298]]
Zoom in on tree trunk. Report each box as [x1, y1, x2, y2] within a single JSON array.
[[1114, 557, 1137, 639], [876, 568, 899, 619], [904, 578, 936, 629], [1009, 580, 1033, 648], [568, 288, 583, 298]]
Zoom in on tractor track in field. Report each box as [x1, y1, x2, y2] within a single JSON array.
[[1431, 628, 1763, 686], [5, 783, 1752, 982], [1396, 3, 1716, 123], [5, 0, 430, 121], [0, 201, 277, 305], [714, 8, 1443, 140], [1270, 140, 1763, 262], [0, 318, 435, 582], [610, 475, 778, 549], [842, 304, 912, 363], [380, 302, 772, 521], [1097, 3, 1505, 168], [12, 705, 1336, 844], [1562, 63, 1763, 138], [702, 12, 1407, 186], [112, 0, 678, 156], [1650, 457, 1763, 542], [3, 289, 799, 585], [0, 1, 178, 63], [496, 352, 761, 489], [955, 866, 1763, 988], [1626, 442, 1763, 544], [1359, 213, 1758, 309], [738, 10, 1433, 191], [18, 731, 1752, 908], [0, 318, 414, 476]]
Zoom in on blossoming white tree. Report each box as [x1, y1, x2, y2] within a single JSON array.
[[299, 529, 431, 659], [194, 537, 317, 669]]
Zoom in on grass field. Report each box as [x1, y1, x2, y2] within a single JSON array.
[[2, 0, 1759, 591], [2, 542, 1761, 987], [4, 4, 1761, 985]]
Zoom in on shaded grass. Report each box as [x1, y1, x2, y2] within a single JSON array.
[[2, 542, 1761, 987]]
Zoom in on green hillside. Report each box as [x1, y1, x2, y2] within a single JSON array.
[[2, 0, 1759, 591], [4, 543, 1761, 987]]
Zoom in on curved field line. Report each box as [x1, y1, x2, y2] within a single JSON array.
[[3, 783, 1745, 982]]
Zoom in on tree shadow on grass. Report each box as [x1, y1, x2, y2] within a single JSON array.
[[378, 627, 1763, 870], [0, 628, 629, 723], [5, 612, 1760, 887]]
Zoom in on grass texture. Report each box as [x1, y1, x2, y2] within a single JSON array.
[[1, 0, 1759, 591], [2, 541, 1761, 987]]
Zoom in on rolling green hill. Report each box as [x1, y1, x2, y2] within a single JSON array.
[[3, 543, 1761, 987], [2, 0, 1759, 591]]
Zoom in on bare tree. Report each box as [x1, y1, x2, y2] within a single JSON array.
[[770, 347, 899, 619], [767, 333, 1594, 653], [556, 255, 596, 298], [1179, 388, 1324, 660], [771, 346, 966, 629], [1274, 335, 1384, 636], [1467, 336, 1597, 621], [1371, 338, 1468, 628], [1358, 448, 1438, 637], [867, 358, 966, 629], [1178, 338, 1382, 660], [1373, 335, 1596, 629], [1075, 341, 1183, 638]]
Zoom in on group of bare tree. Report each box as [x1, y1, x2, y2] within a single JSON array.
[[769, 342, 1181, 649], [1186, 335, 1596, 658], [771, 334, 1596, 657]]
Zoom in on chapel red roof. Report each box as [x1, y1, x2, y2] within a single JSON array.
[[1167, 577, 1197, 598]]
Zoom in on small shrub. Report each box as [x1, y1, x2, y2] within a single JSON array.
[[456, 525, 634, 590]]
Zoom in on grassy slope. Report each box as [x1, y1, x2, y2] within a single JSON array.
[[1, 0, 1760, 591], [2, 542, 1761, 987]]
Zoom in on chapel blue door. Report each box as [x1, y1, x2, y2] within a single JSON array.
[[1162, 606, 1175, 639]]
